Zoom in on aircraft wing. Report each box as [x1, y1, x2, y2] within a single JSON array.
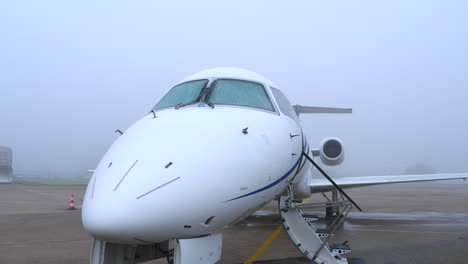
[[293, 105, 352, 114], [309, 173, 468, 193]]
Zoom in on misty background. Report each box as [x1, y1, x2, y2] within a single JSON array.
[[1, 1, 467, 182]]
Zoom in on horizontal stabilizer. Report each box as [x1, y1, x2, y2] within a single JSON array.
[[293, 105, 352, 115], [309, 173, 468, 193]]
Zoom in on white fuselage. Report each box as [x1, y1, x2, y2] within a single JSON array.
[[82, 68, 311, 244]]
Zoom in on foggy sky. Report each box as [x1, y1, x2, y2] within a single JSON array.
[[1, 0, 468, 179]]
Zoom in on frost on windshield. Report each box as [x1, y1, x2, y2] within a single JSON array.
[[153, 79, 208, 110], [208, 79, 275, 111]]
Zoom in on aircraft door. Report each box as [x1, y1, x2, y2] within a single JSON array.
[[270, 87, 302, 162], [288, 120, 303, 161]]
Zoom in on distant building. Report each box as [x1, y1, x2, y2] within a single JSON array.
[[0, 146, 12, 183]]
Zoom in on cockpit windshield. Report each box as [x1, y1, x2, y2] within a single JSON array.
[[153, 79, 208, 110], [207, 79, 275, 112]]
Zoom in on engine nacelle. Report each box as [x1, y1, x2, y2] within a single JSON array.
[[318, 137, 344, 166]]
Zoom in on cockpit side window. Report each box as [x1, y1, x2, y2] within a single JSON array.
[[270, 87, 299, 122], [207, 79, 275, 112], [153, 79, 208, 110]]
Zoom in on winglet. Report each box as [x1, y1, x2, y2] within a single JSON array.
[[293, 105, 352, 115]]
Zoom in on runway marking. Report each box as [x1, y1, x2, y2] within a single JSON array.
[[244, 225, 283, 264]]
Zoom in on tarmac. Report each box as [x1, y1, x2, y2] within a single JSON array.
[[0, 180, 467, 264]]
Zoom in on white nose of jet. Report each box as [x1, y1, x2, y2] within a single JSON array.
[[82, 107, 291, 244], [82, 110, 211, 243]]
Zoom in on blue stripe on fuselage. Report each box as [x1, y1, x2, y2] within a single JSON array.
[[224, 136, 309, 202]]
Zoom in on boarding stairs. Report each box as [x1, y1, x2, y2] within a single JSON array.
[[279, 185, 366, 264]]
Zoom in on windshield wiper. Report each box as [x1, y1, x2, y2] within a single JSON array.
[[206, 101, 215, 109], [175, 100, 198, 110], [174, 103, 188, 109], [175, 100, 214, 109]]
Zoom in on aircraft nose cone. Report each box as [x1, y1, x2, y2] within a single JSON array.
[[81, 160, 190, 244], [82, 109, 288, 243], [82, 202, 149, 244], [82, 205, 132, 243]]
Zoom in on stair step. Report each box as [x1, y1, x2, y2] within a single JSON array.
[[316, 228, 331, 234], [280, 196, 351, 263], [346, 257, 366, 264], [331, 244, 351, 256], [332, 244, 350, 251], [316, 228, 332, 238], [302, 214, 319, 222]]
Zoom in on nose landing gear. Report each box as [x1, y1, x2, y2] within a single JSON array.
[[90, 234, 222, 264]]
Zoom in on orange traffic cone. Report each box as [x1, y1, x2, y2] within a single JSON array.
[[68, 194, 76, 210]]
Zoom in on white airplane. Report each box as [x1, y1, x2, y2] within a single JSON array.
[[82, 67, 467, 264]]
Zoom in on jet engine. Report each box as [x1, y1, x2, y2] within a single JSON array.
[[318, 137, 344, 166]]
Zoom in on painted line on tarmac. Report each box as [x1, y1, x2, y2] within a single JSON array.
[[244, 225, 284, 264]]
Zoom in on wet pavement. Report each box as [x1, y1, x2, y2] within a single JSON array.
[[0, 181, 467, 263]]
